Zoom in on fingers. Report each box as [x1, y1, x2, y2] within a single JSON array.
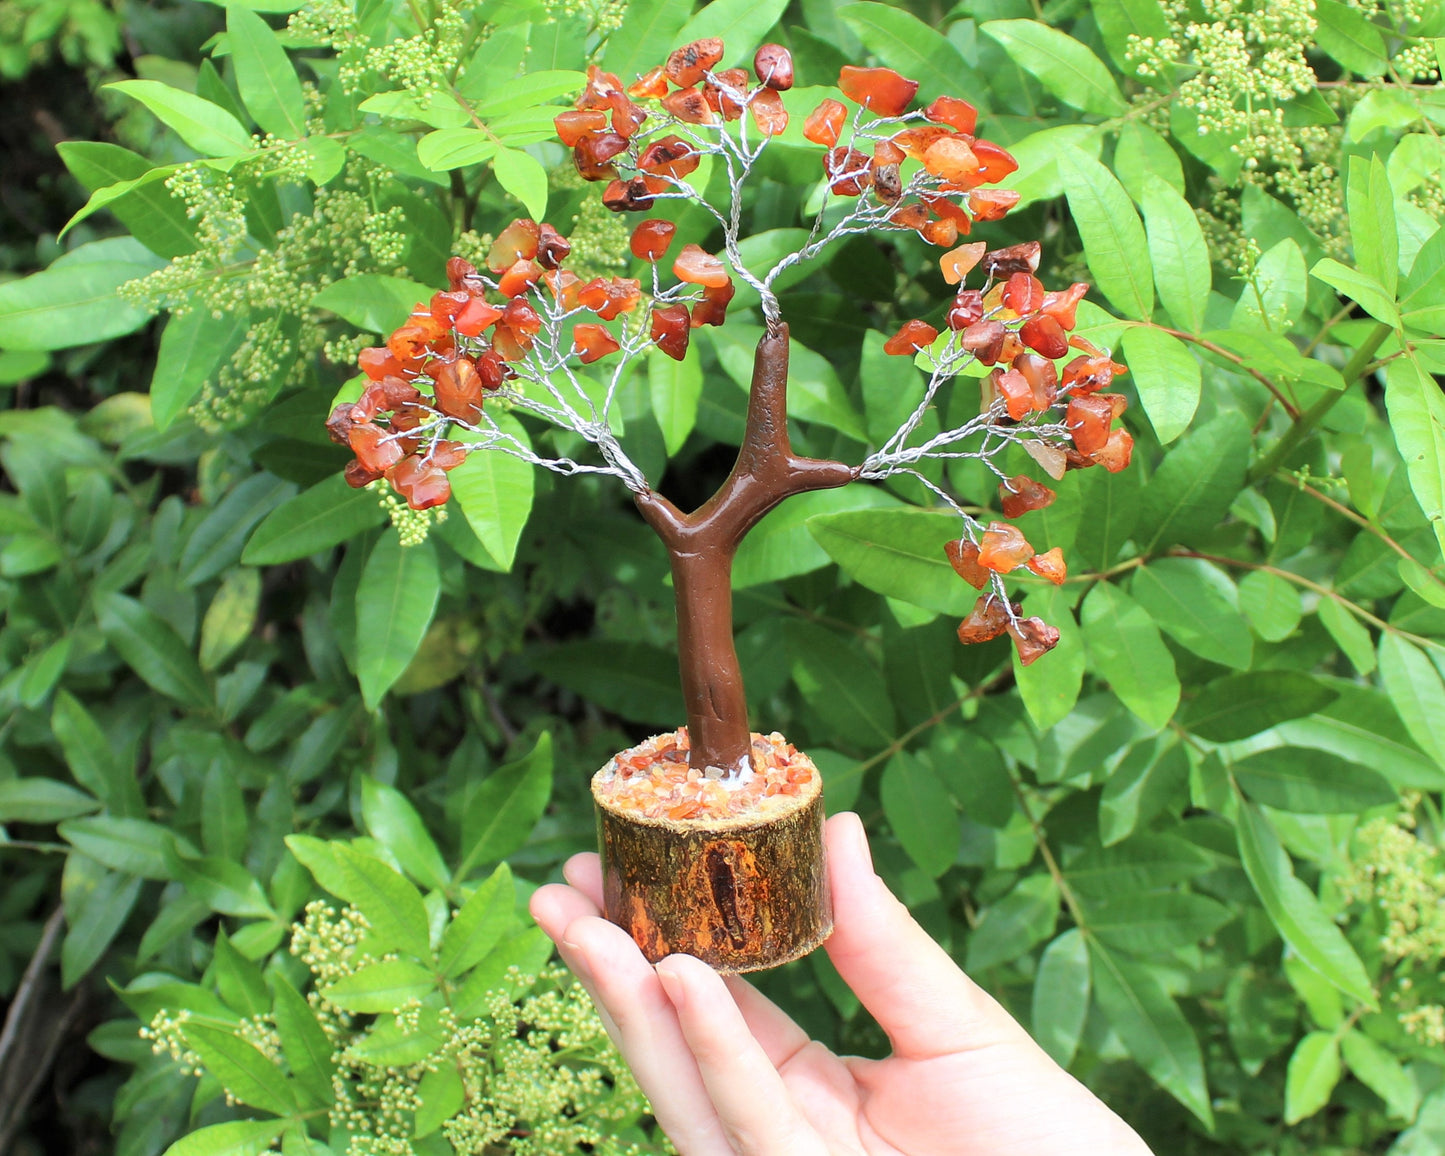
[[823, 811, 1037, 1060], [721, 974, 812, 1069], [562, 851, 604, 908], [529, 882, 600, 942], [547, 914, 736, 1156], [656, 954, 828, 1156]]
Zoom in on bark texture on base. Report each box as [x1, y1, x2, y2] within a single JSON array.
[[593, 773, 831, 973]]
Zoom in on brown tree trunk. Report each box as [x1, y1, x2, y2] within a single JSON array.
[[668, 543, 751, 776]]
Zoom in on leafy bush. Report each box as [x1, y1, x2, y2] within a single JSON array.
[[1, 1, 1444, 1154]]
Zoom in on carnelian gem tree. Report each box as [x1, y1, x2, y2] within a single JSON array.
[[328, 40, 1133, 778]]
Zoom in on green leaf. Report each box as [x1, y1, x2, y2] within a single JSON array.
[[183, 1021, 298, 1115], [1341, 1029, 1418, 1120], [361, 778, 449, 893], [320, 959, 437, 1012], [105, 79, 254, 157], [1235, 800, 1374, 1005], [96, 591, 214, 710], [994, 125, 1100, 211], [1090, 944, 1213, 1126], [1137, 410, 1251, 552], [602, 0, 691, 82], [1310, 258, 1401, 328], [162, 1120, 288, 1156], [677, 0, 789, 65], [449, 413, 535, 570], [1238, 569, 1302, 641], [201, 566, 261, 670], [169, 850, 276, 917], [708, 326, 866, 440], [242, 473, 387, 564], [415, 1064, 466, 1138], [1284, 1031, 1342, 1125], [1317, 595, 1376, 674], [473, 70, 587, 119], [1231, 748, 1395, 813], [1067, 832, 1213, 896], [492, 147, 548, 220], [966, 874, 1059, 972], [1130, 558, 1252, 669], [52, 690, 137, 811], [1384, 358, 1445, 557], [1348, 154, 1398, 296], [1032, 930, 1090, 1067], [734, 485, 898, 590], [1056, 147, 1152, 320], [181, 473, 294, 586], [1014, 583, 1084, 731], [416, 127, 499, 172], [0, 238, 164, 351], [1232, 239, 1308, 333], [1138, 177, 1211, 334], [981, 20, 1127, 115], [0, 778, 99, 823], [269, 972, 335, 1108], [528, 641, 683, 725], [840, 3, 976, 101], [458, 733, 553, 878], [1314, 0, 1388, 76], [335, 844, 433, 960], [312, 274, 434, 334], [1181, 672, 1336, 742], [227, 6, 306, 138], [151, 307, 249, 430], [61, 866, 142, 987], [354, 533, 440, 710], [439, 863, 516, 977], [1085, 891, 1233, 954], [1114, 122, 1184, 200], [1098, 741, 1190, 845], [1080, 582, 1179, 729], [1120, 326, 1200, 444], [808, 506, 972, 615], [880, 751, 958, 878], [649, 342, 703, 456], [56, 142, 198, 257], [1377, 633, 1445, 770], [786, 620, 897, 750]]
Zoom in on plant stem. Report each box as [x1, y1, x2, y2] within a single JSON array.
[[1247, 322, 1394, 485]]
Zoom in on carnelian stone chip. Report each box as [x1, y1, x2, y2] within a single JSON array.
[[665, 37, 724, 87], [445, 257, 477, 291], [968, 188, 1020, 221], [999, 475, 1056, 518], [627, 66, 669, 99], [1002, 272, 1044, 314], [983, 241, 1041, 276], [754, 43, 793, 89], [940, 242, 987, 286], [838, 64, 918, 117], [1013, 351, 1058, 410], [1008, 616, 1060, 665], [1042, 282, 1089, 329], [803, 99, 846, 146], [1067, 394, 1114, 455], [454, 297, 502, 337], [944, 538, 990, 589], [992, 367, 1033, 420], [961, 319, 1006, 365], [487, 219, 541, 272], [430, 290, 470, 327], [705, 68, 750, 119], [502, 298, 541, 335], [359, 346, 404, 380], [554, 109, 609, 146], [536, 224, 570, 270], [973, 140, 1019, 182], [497, 258, 543, 297], [924, 95, 978, 134], [825, 146, 871, 195], [957, 595, 1010, 644], [884, 319, 938, 355], [434, 358, 483, 422], [873, 164, 903, 203], [922, 135, 980, 184], [349, 423, 405, 474], [690, 278, 734, 327], [750, 87, 788, 135], [345, 458, 383, 488], [630, 218, 677, 262], [651, 303, 691, 360], [573, 323, 620, 364], [1026, 547, 1067, 585], [1093, 427, 1134, 473], [389, 454, 451, 510], [662, 86, 716, 124], [1021, 314, 1069, 359], [921, 218, 959, 247], [977, 521, 1034, 571], [673, 243, 730, 288]]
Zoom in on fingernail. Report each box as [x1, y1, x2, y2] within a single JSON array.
[[655, 965, 684, 1009], [561, 937, 594, 983], [847, 813, 875, 873]]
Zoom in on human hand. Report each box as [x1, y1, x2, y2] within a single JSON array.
[[530, 811, 1154, 1156]]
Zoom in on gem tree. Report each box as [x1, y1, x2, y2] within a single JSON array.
[[329, 41, 1133, 783]]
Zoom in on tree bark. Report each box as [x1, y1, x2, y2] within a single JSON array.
[[634, 323, 856, 776]]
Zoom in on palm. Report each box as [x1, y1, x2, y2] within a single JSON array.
[[530, 814, 1150, 1156]]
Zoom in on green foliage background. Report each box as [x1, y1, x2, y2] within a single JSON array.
[[2, 0, 1445, 1152]]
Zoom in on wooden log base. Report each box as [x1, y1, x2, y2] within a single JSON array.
[[592, 730, 832, 973]]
